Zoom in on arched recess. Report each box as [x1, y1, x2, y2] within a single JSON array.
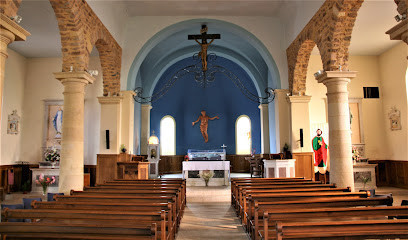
[[49, 0, 122, 96], [287, 0, 364, 95], [126, 18, 281, 94]]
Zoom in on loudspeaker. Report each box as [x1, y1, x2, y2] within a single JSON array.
[[300, 129, 304, 148], [106, 130, 110, 149]]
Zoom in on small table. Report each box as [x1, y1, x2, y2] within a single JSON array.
[[353, 163, 377, 190], [263, 159, 296, 178]]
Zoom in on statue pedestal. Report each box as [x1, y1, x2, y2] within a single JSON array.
[[148, 158, 160, 179], [263, 159, 296, 178]]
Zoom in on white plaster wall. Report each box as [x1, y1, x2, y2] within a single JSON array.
[[306, 54, 389, 160], [1, 49, 27, 165], [378, 42, 408, 161], [120, 16, 289, 90], [20, 57, 102, 165]]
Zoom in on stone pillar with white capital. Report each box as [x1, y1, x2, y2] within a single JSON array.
[[316, 71, 356, 191], [274, 89, 290, 152], [54, 72, 94, 194], [141, 104, 152, 155], [258, 104, 270, 154]]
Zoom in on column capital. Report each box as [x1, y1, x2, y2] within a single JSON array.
[[120, 90, 137, 97], [274, 89, 290, 95], [141, 104, 153, 110], [98, 96, 123, 105], [258, 103, 269, 109], [386, 18, 408, 44], [54, 71, 95, 85], [0, 13, 30, 41], [316, 71, 358, 84], [287, 95, 312, 103]]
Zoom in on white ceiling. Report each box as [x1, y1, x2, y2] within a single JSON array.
[[8, 0, 402, 58]]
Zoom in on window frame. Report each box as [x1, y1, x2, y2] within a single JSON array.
[[235, 115, 252, 155], [160, 115, 176, 156]]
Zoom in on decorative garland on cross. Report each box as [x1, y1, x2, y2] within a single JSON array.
[[133, 25, 275, 104]]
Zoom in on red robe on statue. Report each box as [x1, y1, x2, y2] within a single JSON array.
[[312, 136, 328, 173]]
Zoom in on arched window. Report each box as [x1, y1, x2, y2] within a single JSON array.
[[160, 116, 176, 155], [236, 115, 252, 155]]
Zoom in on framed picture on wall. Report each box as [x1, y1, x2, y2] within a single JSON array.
[[388, 107, 401, 131]]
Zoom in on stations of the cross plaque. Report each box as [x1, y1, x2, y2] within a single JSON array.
[[188, 25, 221, 72]]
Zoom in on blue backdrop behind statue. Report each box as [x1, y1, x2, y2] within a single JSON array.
[[150, 56, 263, 155]]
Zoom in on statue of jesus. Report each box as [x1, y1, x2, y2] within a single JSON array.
[[192, 110, 219, 143], [194, 37, 215, 72]]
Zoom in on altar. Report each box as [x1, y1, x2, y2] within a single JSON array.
[[182, 161, 230, 186]]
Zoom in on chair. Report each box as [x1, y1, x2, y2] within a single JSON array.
[[248, 158, 264, 178]]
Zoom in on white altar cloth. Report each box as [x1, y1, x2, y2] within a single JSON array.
[[182, 161, 230, 171]]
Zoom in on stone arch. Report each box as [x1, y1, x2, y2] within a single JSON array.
[[0, 0, 22, 17], [49, 0, 122, 96], [287, 0, 364, 95]]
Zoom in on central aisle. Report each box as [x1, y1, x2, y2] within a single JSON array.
[[176, 186, 248, 240]]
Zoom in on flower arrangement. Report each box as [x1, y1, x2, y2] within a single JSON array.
[[120, 144, 127, 153], [200, 170, 214, 187], [36, 173, 55, 195], [352, 146, 360, 164], [44, 147, 60, 162]]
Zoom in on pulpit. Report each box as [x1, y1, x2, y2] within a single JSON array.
[[263, 159, 296, 178]]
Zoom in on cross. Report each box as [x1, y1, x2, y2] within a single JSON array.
[[188, 25, 221, 72]]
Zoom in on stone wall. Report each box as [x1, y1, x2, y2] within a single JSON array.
[[49, 0, 121, 96], [0, 0, 21, 17], [286, 0, 364, 95]]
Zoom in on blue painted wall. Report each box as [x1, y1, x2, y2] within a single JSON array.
[[150, 56, 264, 155]]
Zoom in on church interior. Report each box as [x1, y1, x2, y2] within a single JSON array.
[[0, 0, 407, 239]]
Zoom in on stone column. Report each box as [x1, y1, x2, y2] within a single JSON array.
[[0, 13, 29, 123], [287, 95, 312, 153], [98, 96, 123, 154], [316, 71, 357, 190], [120, 91, 136, 154], [54, 72, 94, 194], [258, 104, 270, 154], [140, 104, 152, 155], [274, 89, 290, 152]]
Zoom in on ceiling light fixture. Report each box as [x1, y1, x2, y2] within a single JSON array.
[[10, 15, 22, 24], [314, 70, 323, 78]]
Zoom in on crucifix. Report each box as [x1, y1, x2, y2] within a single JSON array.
[[188, 25, 221, 72]]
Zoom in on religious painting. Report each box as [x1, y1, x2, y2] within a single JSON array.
[[43, 100, 63, 148], [388, 107, 401, 131], [7, 110, 20, 135]]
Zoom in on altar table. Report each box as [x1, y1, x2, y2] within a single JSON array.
[[182, 161, 230, 186], [263, 159, 296, 178]]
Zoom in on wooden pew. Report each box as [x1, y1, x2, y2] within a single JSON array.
[[243, 191, 370, 226], [32, 200, 176, 239], [71, 189, 184, 217], [2, 208, 169, 240], [275, 219, 408, 240], [250, 195, 393, 240], [260, 206, 408, 240], [233, 183, 336, 210], [0, 222, 158, 240], [54, 195, 181, 227]]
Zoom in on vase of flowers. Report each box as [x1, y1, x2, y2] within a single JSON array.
[[200, 170, 214, 187], [352, 146, 360, 165], [35, 173, 55, 195]]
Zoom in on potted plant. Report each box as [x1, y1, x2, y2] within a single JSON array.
[[120, 144, 127, 153], [21, 180, 31, 194], [282, 143, 291, 159]]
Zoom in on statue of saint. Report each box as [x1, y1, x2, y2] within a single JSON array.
[[194, 37, 215, 72], [192, 110, 219, 143], [312, 129, 328, 174], [53, 107, 63, 139]]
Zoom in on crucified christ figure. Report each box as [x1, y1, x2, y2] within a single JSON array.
[[192, 110, 219, 143], [194, 37, 215, 72]]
